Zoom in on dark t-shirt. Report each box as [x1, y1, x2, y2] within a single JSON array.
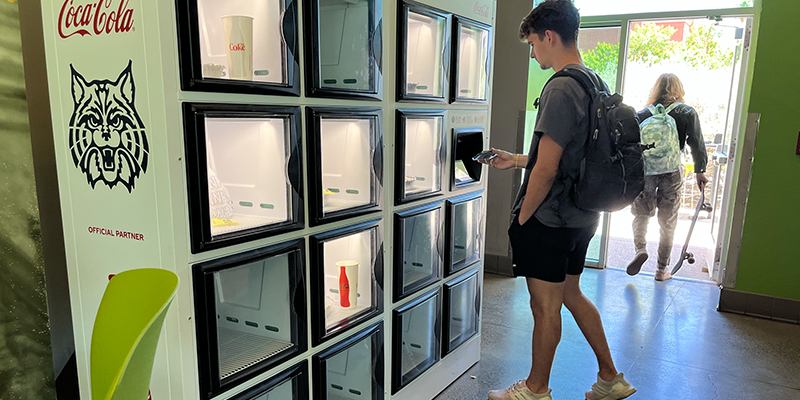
[[511, 64, 600, 229], [637, 103, 708, 173]]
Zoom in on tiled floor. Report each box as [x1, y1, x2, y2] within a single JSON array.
[[435, 269, 800, 400]]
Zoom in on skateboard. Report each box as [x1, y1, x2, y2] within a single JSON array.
[[671, 190, 713, 276]]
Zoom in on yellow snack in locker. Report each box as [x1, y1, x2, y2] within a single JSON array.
[[211, 218, 239, 228]]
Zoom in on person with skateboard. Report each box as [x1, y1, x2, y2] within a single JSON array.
[[626, 73, 708, 281], [480, 1, 636, 399]]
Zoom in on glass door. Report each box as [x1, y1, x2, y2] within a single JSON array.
[[193, 240, 307, 399], [312, 322, 385, 400], [442, 268, 480, 356], [228, 362, 309, 400], [397, 1, 450, 102], [445, 193, 482, 276], [307, 108, 383, 226], [451, 17, 491, 103], [176, 0, 300, 95], [391, 289, 441, 393], [396, 110, 446, 204], [393, 202, 443, 301], [305, 0, 383, 100], [183, 104, 303, 253], [310, 220, 384, 345]]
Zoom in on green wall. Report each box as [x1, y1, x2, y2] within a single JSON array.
[[0, 1, 56, 398], [735, 0, 800, 300]]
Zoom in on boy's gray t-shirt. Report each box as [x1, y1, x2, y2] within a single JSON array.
[[511, 64, 600, 229]]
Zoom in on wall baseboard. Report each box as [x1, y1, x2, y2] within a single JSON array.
[[719, 288, 800, 324], [485, 253, 514, 277]]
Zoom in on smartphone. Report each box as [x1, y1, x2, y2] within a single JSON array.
[[472, 149, 497, 162]]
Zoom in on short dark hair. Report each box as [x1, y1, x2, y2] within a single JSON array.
[[519, 0, 580, 46]]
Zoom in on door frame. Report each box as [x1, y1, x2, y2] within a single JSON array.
[[579, 7, 755, 276]]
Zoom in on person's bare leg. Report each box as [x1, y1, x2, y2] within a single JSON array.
[[525, 277, 565, 394], [562, 274, 618, 381]]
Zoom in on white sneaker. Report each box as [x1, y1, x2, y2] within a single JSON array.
[[626, 250, 648, 276], [488, 380, 552, 400], [585, 373, 636, 400], [655, 269, 672, 281]]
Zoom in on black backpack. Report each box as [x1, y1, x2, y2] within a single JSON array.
[[540, 67, 645, 212]]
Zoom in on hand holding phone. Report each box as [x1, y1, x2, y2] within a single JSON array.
[[472, 149, 497, 162]]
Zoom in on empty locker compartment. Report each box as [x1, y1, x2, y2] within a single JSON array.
[[451, 127, 485, 189], [393, 202, 443, 301], [228, 361, 309, 400], [396, 110, 445, 204], [452, 17, 491, 103], [442, 268, 480, 356], [398, 1, 450, 101], [307, 108, 383, 226], [313, 322, 385, 400], [193, 239, 307, 399], [391, 289, 441, 393], [306, 0, 383, 99], [310, 220, 384, 345], [184, 104, 303, 253], [445, 193, 482, 275]]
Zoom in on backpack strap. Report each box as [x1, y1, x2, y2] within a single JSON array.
[[664, 102, 681, 114]]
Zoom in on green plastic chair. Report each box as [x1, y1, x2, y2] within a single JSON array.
[[90, 268, 179, 400]]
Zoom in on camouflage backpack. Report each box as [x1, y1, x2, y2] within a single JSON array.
[[640, 103, 682, 175]]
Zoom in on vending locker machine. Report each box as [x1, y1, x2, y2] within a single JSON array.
[[22, 0, 495, 398]]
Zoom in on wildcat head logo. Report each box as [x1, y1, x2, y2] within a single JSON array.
[[69, 60, 148, 192]]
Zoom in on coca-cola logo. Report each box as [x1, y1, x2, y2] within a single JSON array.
[[229, 43, 246, 51], [474, 2, 490, 18], [59, 0, 135, 39]]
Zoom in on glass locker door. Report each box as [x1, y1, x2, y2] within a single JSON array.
[[452, 17, 491, 103], [310, 220, 384, 345], [442, 268, 480, 356], [305, 0, 383, 100], [176, 0, 300, 95], [184, 104, 303, 253], [313, 322, 385, 400], [445, 193, 482, 276], [451, 128, 485, 189], [228, 362, 309, 400], [397, 1, 450, 102], [391, 289, 441, 393], [307, 108, 383, 226], [393, 202, 443, 301], [193, 240, 307, 399], [396, 110, 446, 204]]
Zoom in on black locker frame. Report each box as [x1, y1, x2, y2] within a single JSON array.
[[442, 266, 481, 357], [312, 322, 385, 400], [450, 16, 493, 104], [391, 288, 442, 394], [228, 361, 309, 400], [444, 191, 483, 276], [183, 103, 304, 253], [175, 0, 301, 96], [451, 127, 485, 190], [309, 219, 385, 346], [395, 109, 447, 205], [396, 1, 451, 103], [193, 239, 308, 400], [393, 201, 444, 302], [306, 107, 384, 227], [303, 0, 384, 100]]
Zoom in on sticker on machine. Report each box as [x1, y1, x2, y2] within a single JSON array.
[[68, 60, 149, 192]]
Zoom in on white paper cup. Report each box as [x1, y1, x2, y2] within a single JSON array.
[[336, 260, 359, 309], [222, 15, 253, 80]]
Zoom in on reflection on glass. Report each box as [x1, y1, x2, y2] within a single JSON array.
[[457, 24, 489, 100], [322, 228, 377, 332], [398, 295, 439, 385], [326, 339, 374, 399], [206, 117, 292, 238], [404, 117, 443, 198], [318, 0, 374, 91], [401, 209, 440, 293], [214, 253, 295, 380], [320, 118, 375, 215], [452, 198, 481, 271], [447, 273, 478, 350], [405, 10, 446, 97], [249, 375, 296, 399], [197, 0, 286, 83]]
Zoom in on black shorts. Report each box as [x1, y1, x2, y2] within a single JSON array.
[[508, 215, 598, 283]]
